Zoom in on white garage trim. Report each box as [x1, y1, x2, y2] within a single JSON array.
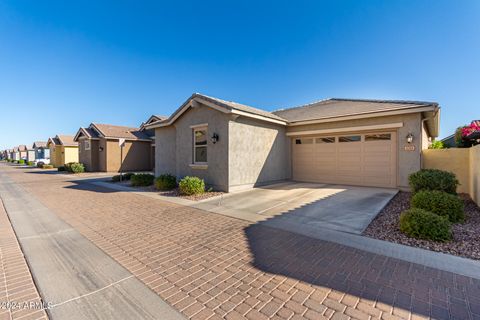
[[286, 122, 404, 136]]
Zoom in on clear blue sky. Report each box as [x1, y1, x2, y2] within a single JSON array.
[[1, 1, 479, 149]]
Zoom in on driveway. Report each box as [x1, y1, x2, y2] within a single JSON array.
[[196, 182, 397, 234]]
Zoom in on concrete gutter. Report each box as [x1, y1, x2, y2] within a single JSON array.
[[0, 171, 185, 320]]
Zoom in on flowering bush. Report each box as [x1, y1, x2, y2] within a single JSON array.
[[461, 122, 480, 138]]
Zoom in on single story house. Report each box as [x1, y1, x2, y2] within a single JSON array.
[[146, 93, 440, 192], [47, 135, 79, 167], [74, 122, 156, 172], [26, 144, 36, 163], [33, 141, 50, 163], [11, 147, 20, 160], [18, 145, 28, 160], [140, 115, 167, 171]]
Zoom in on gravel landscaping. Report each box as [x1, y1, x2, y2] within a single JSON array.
[[364, 191, 480, 260]]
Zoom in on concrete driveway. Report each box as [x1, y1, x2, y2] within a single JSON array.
[[196, 182, 397, 234]]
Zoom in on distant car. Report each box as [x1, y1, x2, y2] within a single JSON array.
[[34, 159, 50, 166]]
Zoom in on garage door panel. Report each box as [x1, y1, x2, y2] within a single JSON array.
[[292, 131, 397, 188]]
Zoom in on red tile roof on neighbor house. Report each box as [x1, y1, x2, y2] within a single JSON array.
[[18, 145, 27, 152]]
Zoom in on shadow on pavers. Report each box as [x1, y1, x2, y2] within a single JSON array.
[[244, 211, 479, 319]]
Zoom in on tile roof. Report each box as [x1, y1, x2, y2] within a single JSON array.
[[272, 98, 438, 123], [57, 135, 77, 146], [33, 141, 47, 148], [195, 93, 287, 122], [18, 145, 27, 151], [92, 123, 151, 140]]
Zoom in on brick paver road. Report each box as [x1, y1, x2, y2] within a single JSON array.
[[0, 198, 49, 320], [4, 166, 480, 320]]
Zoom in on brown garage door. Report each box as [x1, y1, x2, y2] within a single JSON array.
[[292, 132, 397, 188]]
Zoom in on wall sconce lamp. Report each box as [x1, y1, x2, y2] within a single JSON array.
[[99, 147, 104, 152], [406, 133, 414, 144], [211, 133, 219, 144]]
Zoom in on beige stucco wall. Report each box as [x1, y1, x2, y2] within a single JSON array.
[[228, 117, 290, 191], [469, 145, 480, 204], [155, 126, 177, 176], [105, 139, 151, 172], [78, 138, 100, 171], [26, 150, 35, 162], [422, 149, 470, 194], [173, 104, 230, 191], [63, 146, 79, 165], [287, 113, 423, 189]]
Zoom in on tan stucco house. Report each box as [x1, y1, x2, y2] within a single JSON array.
[[74, 123, 156, 172], [18, 145, 28, 160], [146, 93, 440, 192], [47, 135, 79, 167]]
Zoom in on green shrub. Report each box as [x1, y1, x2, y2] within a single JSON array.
[[131, 173, 154, 186], [408, 169, 459, 194], [411, 190, 464, 223], [155, 174, 177, 191], [429, 140, 445, 149], [399, 208, 452, 242], [27, 161, 34, 166], [18, 159, 25, 164], [178, 176, 205, 195], [111, 172, 135, 182], [42, 164, 54, 169], [64, 162, 85, 173]]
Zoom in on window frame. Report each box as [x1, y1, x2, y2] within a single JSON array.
[[193, 126, 208, 165], [84, 140, 91, 151]]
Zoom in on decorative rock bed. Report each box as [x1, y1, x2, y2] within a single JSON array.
[[363, 192, 480, 260]]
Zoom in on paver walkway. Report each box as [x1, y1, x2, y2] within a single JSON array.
[[3, 165, 480, 320], [0, 199, 48, 320]]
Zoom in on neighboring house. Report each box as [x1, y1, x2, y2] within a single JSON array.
[[12, 147, 20, 161], [140, 115, 168, 171], [33, 141, 50, 163], [74, 123, 155, 172], [441, 134, 456, 148], [18, 145, 28, 160], [47, 135, 79, 167], [26, 144, 36, 163], [146, 93, 440, 192]]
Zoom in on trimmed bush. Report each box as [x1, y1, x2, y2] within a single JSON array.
[[27, 161, 34, 166], [64, 162, 85, 173], [18, 159, 25, 164], [408, 169, 459, 194], [42, 164, 54, 169], [411, 190, 464, 223], [111, 172, 135, 182], [131, 173, 154, 186], [399, 208, 452, 242], [155, 174, 177, 191], [178, 176, 205, 195]]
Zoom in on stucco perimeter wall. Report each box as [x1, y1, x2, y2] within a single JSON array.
[[286, 113, 423, 189], [173, 104, 230, 192], [155, 126, 176, 176], [228, 117, 290, 191], [105, 139, 151, 172], [423, 148, 470, 194], [470, 145, 480, 204]]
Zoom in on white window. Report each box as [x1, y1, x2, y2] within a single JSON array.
[[193, 127, 207, 164], [84, 140, 91, 150]]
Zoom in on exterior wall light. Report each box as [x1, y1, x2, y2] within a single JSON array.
[[406, 133, 414, 144], [99, 147, 104, 152], [211, 133, 219, 144]]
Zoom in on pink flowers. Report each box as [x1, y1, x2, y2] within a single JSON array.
[[461, 121, 480, 138]]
